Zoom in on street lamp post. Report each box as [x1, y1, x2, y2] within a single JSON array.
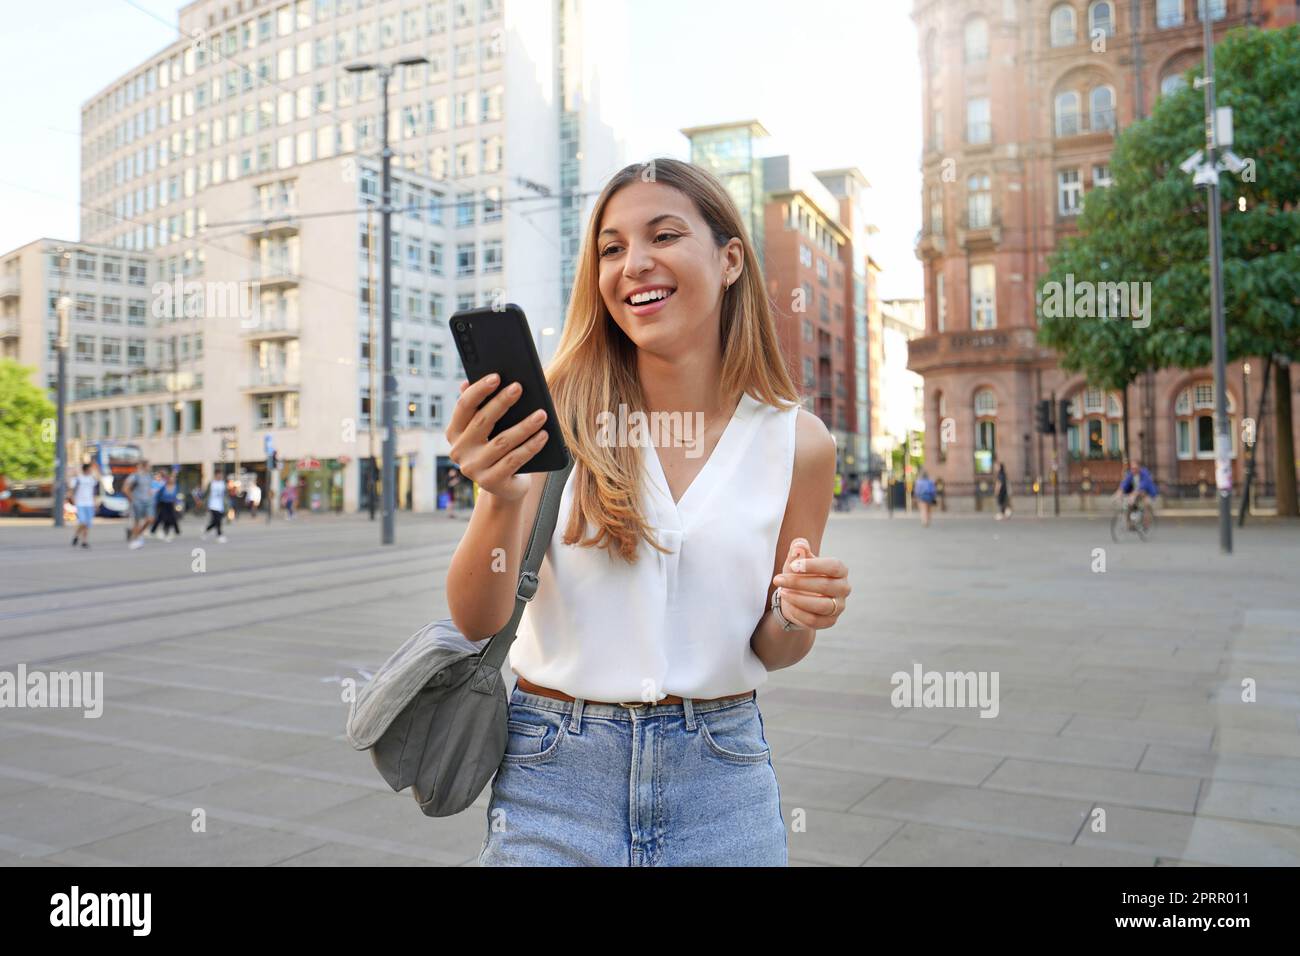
[[1181, 13, 1246, 554], [53, 305, 71, 526], [52, 247, 72, 529], [346, 55, 427, 545]]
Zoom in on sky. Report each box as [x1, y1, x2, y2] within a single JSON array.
[[0, 0, 923, 299]]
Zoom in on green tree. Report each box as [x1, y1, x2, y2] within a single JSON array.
[[1037, 24, 1300, 513], [0, 359, 56, 480]]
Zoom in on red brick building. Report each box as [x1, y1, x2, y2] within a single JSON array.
[[910, 0, 1299, 503]]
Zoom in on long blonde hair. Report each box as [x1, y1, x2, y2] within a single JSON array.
[[544, 158, 800, 564]]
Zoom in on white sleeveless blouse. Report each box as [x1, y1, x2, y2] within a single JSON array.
[[510, 392, 800, 701]]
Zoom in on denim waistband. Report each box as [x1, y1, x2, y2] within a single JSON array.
[[508, 685, 758, 724]]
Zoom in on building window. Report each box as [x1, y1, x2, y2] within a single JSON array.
[[1050, 3, 1077, 46], [1055, 91, 1081, 137], [970, 264, 996, 329], [966, 173, 991, 228], [964, 16, 989, 63], [1157, 0, 1184, 28], [935, 272, 946, 332], [799, 244, 812, 267], [929, 185, 944, 233], [1197, 0, 1227, 21], [456, 191, 475, 227], [456, 243, 475, 276], [1093, 163, 1113, 188], [482, 239, 503, 273], [483, 187, 501, 222], [966, 97, 991, 144], [1058, 169, 1083, 216], [1090, 85, 1116, 132], [803, 319, 813, 342], [1089, 1, 1115, 37], [1161, 72, 1188, 97]]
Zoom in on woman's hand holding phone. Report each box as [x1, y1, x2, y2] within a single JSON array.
[[446, 373, 551, 502]]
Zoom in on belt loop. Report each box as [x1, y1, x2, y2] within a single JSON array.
[[682, 695, 696, 731], [570, 696, 584, 734]]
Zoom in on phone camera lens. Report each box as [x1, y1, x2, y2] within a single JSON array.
[[454, 320, 466, 332]]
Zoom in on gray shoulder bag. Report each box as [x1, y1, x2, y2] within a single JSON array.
[[345, 459, 573, 817]]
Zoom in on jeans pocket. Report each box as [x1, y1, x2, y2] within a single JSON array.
[[696, 701, 771, 764], [501, 706, 567, 765]]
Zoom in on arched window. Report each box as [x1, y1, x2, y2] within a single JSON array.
[[1066, 387, 1124, 459], [1055, 90, 1081, 137], [1175, 383, 1237, 460], [974, 388, 997, 464], [964, 17, 989, 63], [936, 390, 949, 460], [967, 173, 992, 228], [1050, 4, 1077, 46], [1160, 71, 1188, 97], [1088, 1, 1114, 37], [1090, 85, 1116, 132]]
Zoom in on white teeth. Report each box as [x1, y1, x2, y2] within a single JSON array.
[[629, 289, 671, 305]]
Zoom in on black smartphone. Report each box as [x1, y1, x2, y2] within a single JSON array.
[[448, 303, 570, 473]]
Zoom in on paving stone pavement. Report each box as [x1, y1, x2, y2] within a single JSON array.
[[0, 506, 1297, 866]]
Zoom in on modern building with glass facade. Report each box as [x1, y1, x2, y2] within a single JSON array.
[[58, 0, 621, 511]]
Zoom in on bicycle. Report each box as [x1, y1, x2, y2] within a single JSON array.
[[1110, 494, 1156, 542]]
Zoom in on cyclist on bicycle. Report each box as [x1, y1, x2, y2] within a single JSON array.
[[1115, 458, 1159, 512]]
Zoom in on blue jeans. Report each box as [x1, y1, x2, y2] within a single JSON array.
[[478, 686, 787, 866]]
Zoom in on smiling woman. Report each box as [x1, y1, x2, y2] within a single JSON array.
[[446, 157, 849, 867]]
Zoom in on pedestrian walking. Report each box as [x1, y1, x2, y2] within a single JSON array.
[[994, 460, 1012, 520], [124, 461, 156, 549], [68, 463, 98, 549], [201, 471, 229, 542], [246, 480, 262, 517], [832, 472, 848, 512], [280, 479, 298, 519], [914, 469, 937, 528], [449, 159, 852, 866], [445, 468, 463, 519], [147, 471, 166, 537], [226, 475, 241, 524], [156, 476, 181, 540]]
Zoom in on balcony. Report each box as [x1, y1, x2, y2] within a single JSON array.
[[907, 328, 1055, 375], [0, 275, 19, 299], [250, 261, 299, 290], [957, 210, 1003, 250], [915, 227, 946, 259], [1055, 111, 1115, 140], [0, 317, 18, 339], [242, 310, 300, 341], [242, 367, 301, 392], [247, 217, 300, 239], [70, 372, 203, 403]]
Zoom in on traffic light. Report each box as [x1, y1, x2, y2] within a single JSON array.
[[1058, 399, 1072, 437], [1035, 399, 1054, 434]]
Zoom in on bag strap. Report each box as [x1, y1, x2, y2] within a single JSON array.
[[480, 456, 574, 671]]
